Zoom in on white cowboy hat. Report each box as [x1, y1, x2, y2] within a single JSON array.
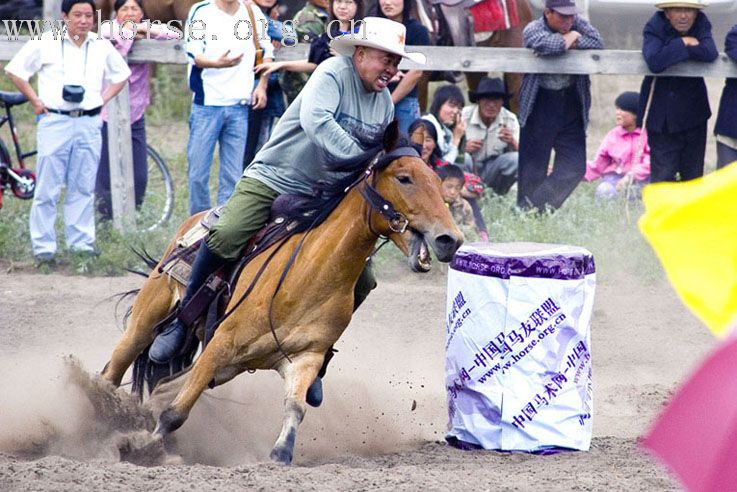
[[655, 0, 706, 9], [330, 17, 427, 65]]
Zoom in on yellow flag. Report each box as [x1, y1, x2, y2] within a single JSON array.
[[639, 162, 737, 337]]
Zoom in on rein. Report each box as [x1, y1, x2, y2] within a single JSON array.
[[267, 147, 419, 362]]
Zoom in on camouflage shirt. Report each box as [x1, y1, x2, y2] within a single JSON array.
[[279, 3, 329, 104]]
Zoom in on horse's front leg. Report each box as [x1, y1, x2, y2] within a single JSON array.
[[270, 353, 323, 465], [154, 332, 230, 437]]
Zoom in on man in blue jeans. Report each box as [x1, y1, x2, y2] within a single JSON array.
[[185, 0, 274, 214]]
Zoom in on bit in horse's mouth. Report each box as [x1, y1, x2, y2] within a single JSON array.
[[409, 229, 431, 273]]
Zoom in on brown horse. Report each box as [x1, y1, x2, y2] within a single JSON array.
[[95, 0, 197, 23], [469, 0, 534, 113], [100, 125, 463, 465], [416, 0, 534, 113]]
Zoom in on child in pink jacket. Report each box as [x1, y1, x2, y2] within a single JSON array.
[[585, 91, 650, 199]]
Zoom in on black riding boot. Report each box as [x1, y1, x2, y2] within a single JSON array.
[[149, 241, 227, 364]]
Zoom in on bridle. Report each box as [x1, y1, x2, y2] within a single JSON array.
[[351, 146, 420, 239]]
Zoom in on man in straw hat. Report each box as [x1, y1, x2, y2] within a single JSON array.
[[462, 76, 520, 196], [638, 0, 717, 183], [147, 17, 425, 406], [516, 0, 603, 211]]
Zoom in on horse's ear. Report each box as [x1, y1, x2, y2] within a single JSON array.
[[382, 120, 401, 152], [410, 125, 426, 147]]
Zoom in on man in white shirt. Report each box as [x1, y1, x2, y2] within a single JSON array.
[[462, 77, 520, 196], [5, 0, 130, 262], [185, 0, 274, 214]]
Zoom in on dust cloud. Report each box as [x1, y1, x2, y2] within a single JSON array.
[[0, 273, 448, 467]]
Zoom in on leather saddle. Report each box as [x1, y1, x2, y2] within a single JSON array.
[[160, 193, 326, 287], [156, 192, 344, 350]]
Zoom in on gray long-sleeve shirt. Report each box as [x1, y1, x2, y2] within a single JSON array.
[[244, 56, 394, 197]]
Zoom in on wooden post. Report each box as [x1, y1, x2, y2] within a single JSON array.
[[43, 0, 63, 19], [106, 84, 137, 231]]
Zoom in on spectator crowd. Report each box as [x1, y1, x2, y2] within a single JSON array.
[[4, 0, 737, 263]]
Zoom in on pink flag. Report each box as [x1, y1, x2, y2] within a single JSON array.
[[642, 335, 737, 491]]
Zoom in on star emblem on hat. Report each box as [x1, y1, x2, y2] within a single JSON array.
[[398, 33, 405, 44]]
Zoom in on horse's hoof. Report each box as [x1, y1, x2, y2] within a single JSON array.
[[116, 430, 168, 466], [154, 407, 185, 437], [269, 447, 293, 465]]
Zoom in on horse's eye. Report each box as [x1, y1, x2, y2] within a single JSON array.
[[397, 175, 412, 185]]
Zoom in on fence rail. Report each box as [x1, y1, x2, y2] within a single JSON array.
[[1, 37, 735, 230], [3, 38, 737, 77]]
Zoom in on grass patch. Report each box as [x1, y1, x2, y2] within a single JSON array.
[[2, 176, 660, 279], [372, 182, 661, 284], [0, 65, 661, 280], [0, 193, 181, 275], [147, 64, 192, 125]]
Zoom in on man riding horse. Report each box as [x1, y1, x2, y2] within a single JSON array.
[[148, 16, 427, 407]]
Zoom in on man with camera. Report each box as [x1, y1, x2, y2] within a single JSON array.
[[5, 0, 130, 263]]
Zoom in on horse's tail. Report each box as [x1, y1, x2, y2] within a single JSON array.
[[111, 246, 161, 332], [125, 245, 160, 278]]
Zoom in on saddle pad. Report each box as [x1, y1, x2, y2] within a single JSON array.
[[160, 242, 200, 286], [161, 206, 225, 285]]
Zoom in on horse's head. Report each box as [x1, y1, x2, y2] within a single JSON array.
[[365, 122, 464, 272]]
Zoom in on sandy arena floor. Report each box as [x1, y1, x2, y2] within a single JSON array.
[[0, 265, 715, 490]]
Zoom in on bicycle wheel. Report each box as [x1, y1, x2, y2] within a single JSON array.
[[137, 144, 174, 232], [10, 168, 36, 199]]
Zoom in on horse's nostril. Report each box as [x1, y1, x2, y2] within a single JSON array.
[[436, 234, 459, 250]]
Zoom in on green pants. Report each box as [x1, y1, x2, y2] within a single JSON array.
[[207, 177, 376, 308], [207, 177, 279, 261]]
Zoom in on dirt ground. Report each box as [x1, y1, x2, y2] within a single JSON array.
[[0, 263, 717, 490]]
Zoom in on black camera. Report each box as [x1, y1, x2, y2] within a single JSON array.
[[62, 84, 85, 103]]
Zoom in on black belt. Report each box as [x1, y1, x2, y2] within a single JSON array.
[[47, 106, 102, 117]]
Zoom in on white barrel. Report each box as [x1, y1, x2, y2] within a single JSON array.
[[445, 242, 595, 451]]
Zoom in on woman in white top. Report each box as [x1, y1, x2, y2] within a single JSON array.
[[421, 84, 467, 165]]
